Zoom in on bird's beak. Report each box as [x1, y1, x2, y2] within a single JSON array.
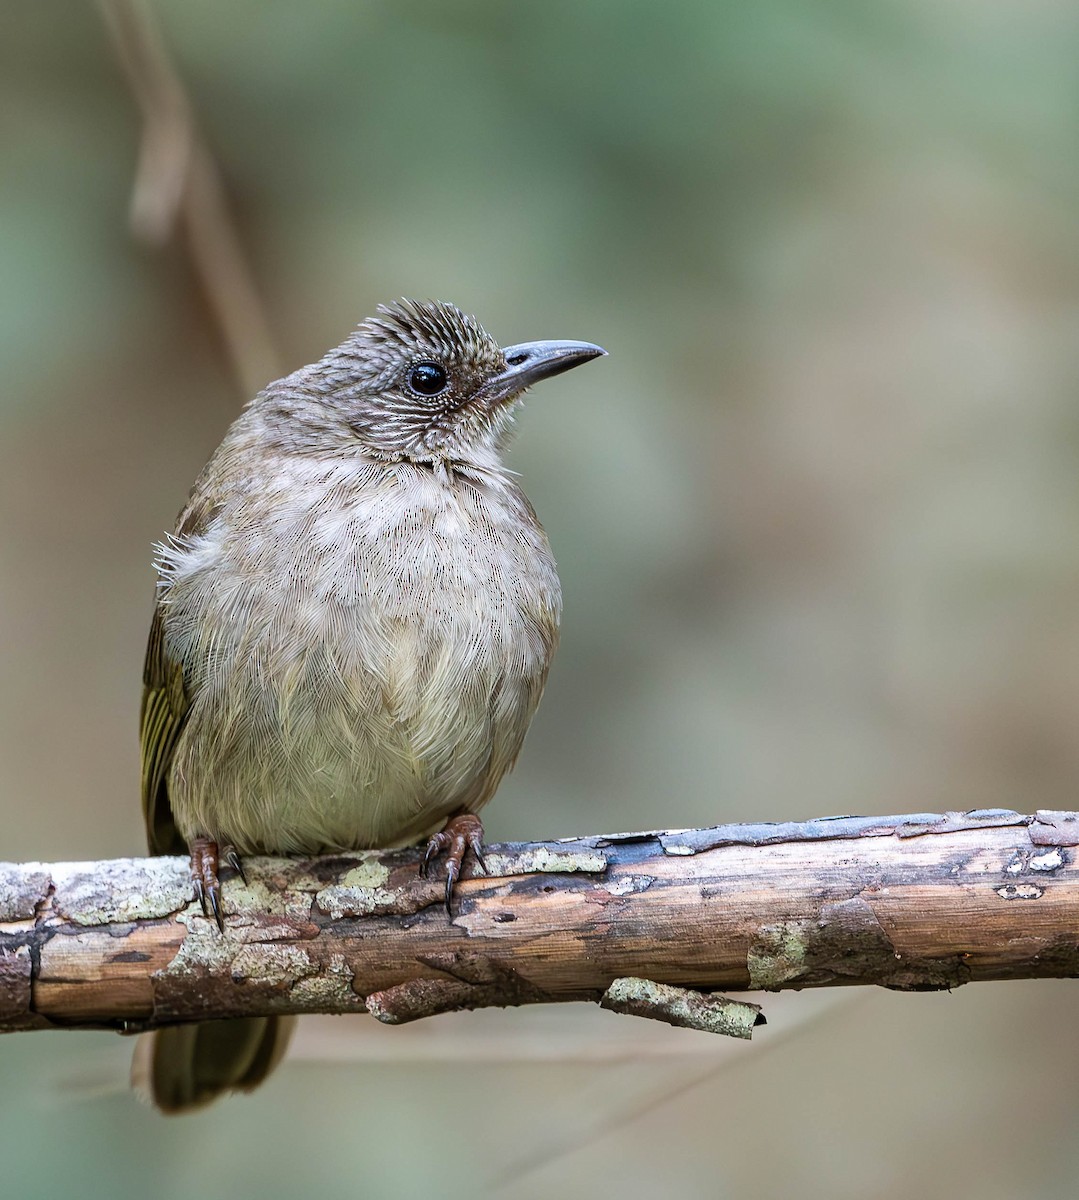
[[482, 339, 607, 404]]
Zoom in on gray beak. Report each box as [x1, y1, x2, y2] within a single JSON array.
[[483, 339, 606, 403]]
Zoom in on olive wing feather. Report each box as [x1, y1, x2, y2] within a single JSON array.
[[139, 493, 219, 855]]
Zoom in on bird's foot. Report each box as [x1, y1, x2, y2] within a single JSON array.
[[189, 836, 224, 932], [421, 813, 486, 913]]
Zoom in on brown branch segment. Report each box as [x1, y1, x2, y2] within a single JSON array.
[[2, 810, 1078, 1035]]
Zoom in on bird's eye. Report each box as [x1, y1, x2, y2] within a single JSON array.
[[407, 361, 449, 397]]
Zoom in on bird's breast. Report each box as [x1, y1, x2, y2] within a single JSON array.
[[158, 458, 560, 852]]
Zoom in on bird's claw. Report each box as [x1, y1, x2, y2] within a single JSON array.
[[223, 845, 247, 886], [421, 813, 486, 914], [190, 836, 225, 932]]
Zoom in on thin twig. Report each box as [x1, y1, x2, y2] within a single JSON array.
[[97, 0, 280, 395], [489, 992, 866, 1191]]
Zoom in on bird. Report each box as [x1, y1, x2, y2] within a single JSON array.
[[133, 298, 606, 1112]]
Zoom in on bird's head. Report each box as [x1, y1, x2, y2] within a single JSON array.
[[275, 299, 605, 467]]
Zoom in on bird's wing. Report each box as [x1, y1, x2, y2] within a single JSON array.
[[140, 492, 218, 855], [140, 601, 189, 854]]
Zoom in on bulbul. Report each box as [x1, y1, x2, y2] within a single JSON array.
[[134, 299, 605, 1112]]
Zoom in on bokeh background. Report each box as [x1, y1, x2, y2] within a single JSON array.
[[3, 1, 1079, 1196]]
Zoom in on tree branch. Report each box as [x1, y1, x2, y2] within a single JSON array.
[[3, 809, 1077, 1038]]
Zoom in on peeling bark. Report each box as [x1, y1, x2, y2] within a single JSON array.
[[2, 810, 1078, 1037]]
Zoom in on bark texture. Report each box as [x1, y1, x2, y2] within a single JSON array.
[[2, 809, 1078, 1037]]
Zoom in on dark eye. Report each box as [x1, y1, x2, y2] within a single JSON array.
[[407, 361, 449, 397]]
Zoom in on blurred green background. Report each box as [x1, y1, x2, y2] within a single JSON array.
[[3, 1, 1079, 1196]]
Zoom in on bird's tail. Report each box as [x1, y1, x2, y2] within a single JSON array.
[[131, 1016, 295, 1113]]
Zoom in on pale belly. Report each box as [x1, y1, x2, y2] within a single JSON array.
[[158, 462, 560, 854]]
